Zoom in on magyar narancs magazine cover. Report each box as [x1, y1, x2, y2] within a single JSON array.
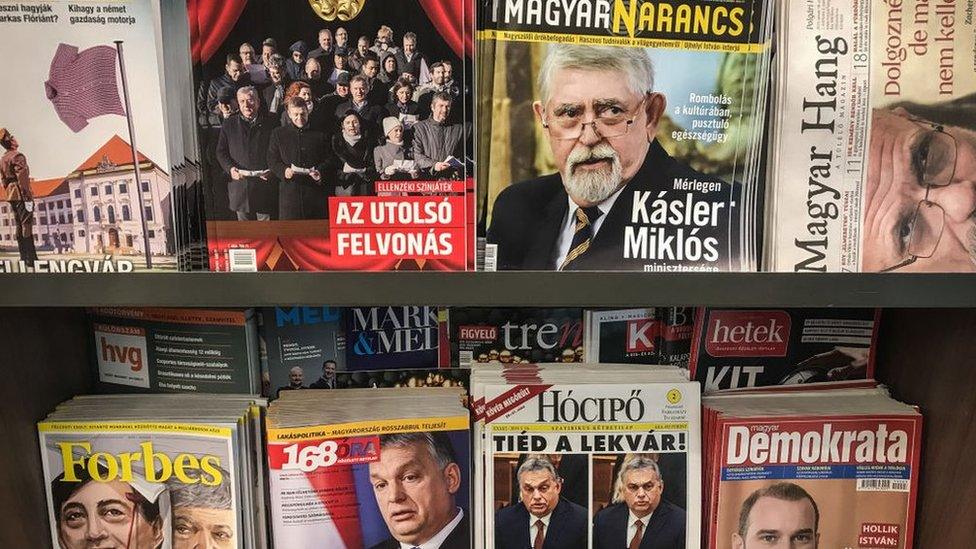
[[0, 0, 176, 272], [765, 0, 976, 272], [478, 0, 773, 271], [190, 0, 476, 271]]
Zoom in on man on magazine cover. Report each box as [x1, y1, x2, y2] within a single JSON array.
[[495, 456, 587, 549], [732, 482, 819, 548], [309, 359, 338, 389], [592, 456, 685, 549], [486, 45, 738, 271], [276, 366, 306, 397], [367, 432, 469, 549], [0, 128, 38, 262], [216, 87, 278, 221], [861, 100, 976, 272], [166, 467, 236, 548]]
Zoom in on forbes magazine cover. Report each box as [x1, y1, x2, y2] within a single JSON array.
[[266, 418, 471, 548], [191, 0, 475, 271], [479, 0, 772, 271]]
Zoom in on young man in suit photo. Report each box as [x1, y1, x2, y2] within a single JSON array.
[[593, 456, 686, 549], [487, 44, 737, 271], [367, 433, 469, 549], [495, 456, 588, 549]]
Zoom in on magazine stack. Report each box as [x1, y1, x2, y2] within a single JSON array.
[[38, 393, 267, 548], [478, 0, 774, 271], [88, 307, 262, 394], [690, 308, 879, 392], [472, 363, 701, 548], [265, 386, 470, 548], [764, 0, 976, 272], [0, 0, 189, 272], [191, 0, 475, 272], [703, 385, 922, 548], [584, 307, 695, 368]]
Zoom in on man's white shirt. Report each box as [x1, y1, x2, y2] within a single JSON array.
[[528, 510, 553, 546], [553, 184, 626, 268], [399, 507, 464, 549], [628, 510, 653, 547]]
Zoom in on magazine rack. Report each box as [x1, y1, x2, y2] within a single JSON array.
[[0, 276, 974, 547]]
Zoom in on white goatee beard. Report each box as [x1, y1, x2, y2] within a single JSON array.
[[561, 142, 623, 205]]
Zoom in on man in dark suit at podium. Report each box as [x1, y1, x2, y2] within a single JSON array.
[[593, 456, 685, 549], [495, 456, 587, 549], [368, 432, 469, 549]]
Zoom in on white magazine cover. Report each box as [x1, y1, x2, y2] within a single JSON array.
[[0, 0, 176, 271], [483, 381, 701, 549], [766, 0, 976, 272]]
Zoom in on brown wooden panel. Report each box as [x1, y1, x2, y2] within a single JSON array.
[[0, 308, 91, 548], [875, 308, 976, 549]]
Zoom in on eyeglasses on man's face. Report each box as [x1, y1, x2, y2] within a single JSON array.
[[542, 96, 647, 141], [880, 116, 957, 272]]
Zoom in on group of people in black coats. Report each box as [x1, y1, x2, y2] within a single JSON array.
[[196, 25, 471, 221]]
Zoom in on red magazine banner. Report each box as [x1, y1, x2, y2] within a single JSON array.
[[208, 179, 475, 271], [267, 436, 381, 471], [720, 417, 919, 467]]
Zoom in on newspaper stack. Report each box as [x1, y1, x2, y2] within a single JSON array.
[[265, 387, 471, 548], [703, 385, 922, 548], [472, 363, 701, 549], [37, 393, 267, 549], [765, 0, 976, 272], [690, 308, 880, 392]]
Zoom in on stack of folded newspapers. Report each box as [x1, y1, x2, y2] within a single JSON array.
[[37, 393, 267, 549], [265, 387, 471, 548], [703, 385, 922, 549], [472, 363, 701, 549]]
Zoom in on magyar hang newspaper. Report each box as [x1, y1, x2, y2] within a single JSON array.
[[38, 421, 240, 549], [483, 382, 701, 548], [767, 0, 976, 272], [709, 416, 922, 549], [479, 0, 773, 271]]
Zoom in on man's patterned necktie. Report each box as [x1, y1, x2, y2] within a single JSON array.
[[559, 206, 603, 270]]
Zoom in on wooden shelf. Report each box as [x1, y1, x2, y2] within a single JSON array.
[[0, 272, 973, 307]]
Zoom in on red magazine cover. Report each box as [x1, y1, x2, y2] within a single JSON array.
[[707, 415, 922, 549], [189, 0, 475, 270]]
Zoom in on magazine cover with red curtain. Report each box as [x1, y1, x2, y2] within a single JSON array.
[[189, 0, 475, 271]]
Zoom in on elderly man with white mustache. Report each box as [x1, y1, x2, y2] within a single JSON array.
[[487, 44, 740, 271]]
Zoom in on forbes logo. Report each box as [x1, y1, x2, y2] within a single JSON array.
[[705, 310, 790, 357], [626, 319, 657, 353]]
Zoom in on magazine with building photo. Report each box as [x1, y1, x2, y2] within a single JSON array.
[[265, 387, 470, 548], [478, 0, 774, 271], [88, 307, 261, 395], [37, 394, 265, 549], [448, 307, 584, 367], [0, 0, 177, 272], [765, 0, 976, 272], [190, 0, 475, 272], [690, 308, 879, 393], [703, 387, 923, 548], [474, 365, 701, 549]]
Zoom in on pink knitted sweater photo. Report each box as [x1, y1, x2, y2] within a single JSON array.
[[45, 43, 126, 132]]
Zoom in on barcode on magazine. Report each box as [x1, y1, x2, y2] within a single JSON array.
[[229, 248, 257, 272], [482, 243, 498, 272], [857, 478, 910, 492], [459, 350, 473, 367]]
